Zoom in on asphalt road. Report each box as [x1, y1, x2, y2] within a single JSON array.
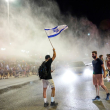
[[0, 68, 110, 110]]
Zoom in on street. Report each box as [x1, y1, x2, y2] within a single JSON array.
[[0, 0, 110, 110], [0, 70, 110, 110]]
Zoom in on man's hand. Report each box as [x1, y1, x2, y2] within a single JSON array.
[[51, 69, 55, 73], [104, 73, 106, 78], [53, 48, 55, 51]]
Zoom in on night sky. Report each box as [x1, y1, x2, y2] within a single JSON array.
[[55, 0, 110, 27], [1, 0, 110, 28]]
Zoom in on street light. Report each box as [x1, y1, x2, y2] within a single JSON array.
[[5, 0, 9, 25], [5, 0, 15, 43], [5, 0, 15, 23], [88, 33, 90, 36]]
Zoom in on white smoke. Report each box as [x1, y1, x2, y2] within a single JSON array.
[[0, 0, 109, 63]]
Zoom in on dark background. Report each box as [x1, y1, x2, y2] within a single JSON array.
[[55, 0, 110, 27], [1, 0, 110, 29]]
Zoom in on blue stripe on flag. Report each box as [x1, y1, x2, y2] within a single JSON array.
[[46, 25, 68, 38], [44, 26, 58, 31]]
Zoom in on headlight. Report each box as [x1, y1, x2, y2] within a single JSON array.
[[61, 69, 78, 84], [83, 69, 93, 77]]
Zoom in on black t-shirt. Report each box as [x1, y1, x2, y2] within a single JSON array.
[[45, 58, 53, 80], [92, 58, 103, 74]]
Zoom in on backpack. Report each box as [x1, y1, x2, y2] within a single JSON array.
[[38, 61, 48, 80]]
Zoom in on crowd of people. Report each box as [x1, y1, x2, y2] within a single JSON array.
[[0, 61, 38, 79], [92, 51, 110, 101]]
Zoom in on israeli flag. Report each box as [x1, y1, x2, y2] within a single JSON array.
[[44, 25, 68, 38]]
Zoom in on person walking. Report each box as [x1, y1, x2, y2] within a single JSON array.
[[99, 55, 104, 63], [99, 55, 104, 76], [92, 51, 110, 101]]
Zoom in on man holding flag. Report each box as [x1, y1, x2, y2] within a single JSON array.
[[42, 48, 58, 107], [42, 25, 68, 107]]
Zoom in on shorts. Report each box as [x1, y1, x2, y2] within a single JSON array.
[[93, 74, 104, 86], [42, 79, 55, 88]]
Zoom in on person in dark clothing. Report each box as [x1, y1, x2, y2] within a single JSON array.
[[99, 55, 104, 63], [92, 51, 110, 101], [0, 67, 4, 79], [99, 55, 104, 75], [4, 68, 8, 79], [42, 48, 58, 107]]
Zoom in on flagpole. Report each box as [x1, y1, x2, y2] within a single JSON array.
[[45, 30, 54, 48]]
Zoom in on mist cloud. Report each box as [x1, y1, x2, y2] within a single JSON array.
[[0, 0, 109, 63]]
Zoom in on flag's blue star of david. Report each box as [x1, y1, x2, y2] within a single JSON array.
[[53, 29, 59, 33]]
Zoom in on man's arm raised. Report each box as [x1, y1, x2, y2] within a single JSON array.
[[52, 48, 56, 61]]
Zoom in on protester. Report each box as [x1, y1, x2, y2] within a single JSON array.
[[99, 55, 104, 63], [41, 48, 58, 107], [92, 51, 110, 101], [9, 68, 13, 77], [26, 67, 29, 77], [99, 55, 104, 75], [4, 68, 8, 79], [0, 67, 4, 79], [32, 68, 35, 75], [13, 67, 16, 76], [106, 55, 110, 79]]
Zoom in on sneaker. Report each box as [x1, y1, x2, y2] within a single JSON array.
[[92, 96, 100, 101], [44, 102, 49, 107], [50, 101, 58, 107], [106, 93, 110, 100]]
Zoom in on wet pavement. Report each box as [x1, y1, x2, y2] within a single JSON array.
[[0, 75, 38, 90], [0, 69, 110, 110]]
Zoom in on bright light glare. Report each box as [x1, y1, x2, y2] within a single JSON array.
[[88, 33, 90, 36], [21, 50, 25, 52], [1, 48, 6, 50], [5, 0, 9, 2], [5, 0, 15, 2], [61, 69, 78, 84], [10, 0, 15, 1], [83, 69, 92, 77]]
